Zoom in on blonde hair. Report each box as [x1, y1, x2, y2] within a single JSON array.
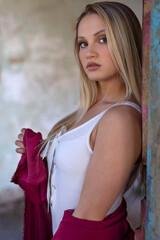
[[41, 2, 143, 192]]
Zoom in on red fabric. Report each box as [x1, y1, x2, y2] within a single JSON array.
[[52, 198, 134, 240], [11, 128, 134, 240], [11, 129, 53, 240]]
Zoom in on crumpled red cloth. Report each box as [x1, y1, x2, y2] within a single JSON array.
[[11, 128, 53, 240], [51, 197, 134, 240]]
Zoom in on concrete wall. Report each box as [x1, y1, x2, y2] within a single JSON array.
[[0, 0, 142, 239]]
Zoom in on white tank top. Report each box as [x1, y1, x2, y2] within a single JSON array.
[[41, 101, 141, 235]]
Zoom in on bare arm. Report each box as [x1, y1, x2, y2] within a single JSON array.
[[72, 106, 141, 221]]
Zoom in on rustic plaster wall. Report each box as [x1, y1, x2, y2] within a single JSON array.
[[0, 0, 142, 239], [0, 0, 142, 192]]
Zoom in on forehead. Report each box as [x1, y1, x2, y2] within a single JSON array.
[[78, 14, 105, 36]]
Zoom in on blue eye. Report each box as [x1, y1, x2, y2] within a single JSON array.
[[78, 42, 88, 48], [99, 37, 107, 43]]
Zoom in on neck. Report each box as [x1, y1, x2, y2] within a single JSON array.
[[96, 77, 127, 103]]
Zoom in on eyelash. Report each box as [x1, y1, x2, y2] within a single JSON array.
[[78, 37, 107, 48]]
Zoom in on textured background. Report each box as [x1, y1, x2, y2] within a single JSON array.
[[0, 0, 142, 239]]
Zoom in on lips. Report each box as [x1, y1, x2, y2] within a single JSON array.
[[86, 62, 101, 70]]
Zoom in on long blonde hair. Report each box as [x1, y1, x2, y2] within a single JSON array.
[[46, 1, 142, 141], [41, 2, 143, 192]]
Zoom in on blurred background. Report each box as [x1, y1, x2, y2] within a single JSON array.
[[0, 0, 142, 239]]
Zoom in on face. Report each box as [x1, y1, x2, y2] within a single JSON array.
[[77, 14, 118, 82]]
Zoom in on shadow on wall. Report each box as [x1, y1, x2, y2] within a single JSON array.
[[0, 188, 24, 240]]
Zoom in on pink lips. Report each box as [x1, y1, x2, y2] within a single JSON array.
[[86, 62, 101, 70]]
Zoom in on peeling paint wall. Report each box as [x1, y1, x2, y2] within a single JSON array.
[[146, 0, 160, 239]]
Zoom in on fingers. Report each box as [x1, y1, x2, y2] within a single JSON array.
[[15, 139, 26, 154], [21, 128, 26, 135], [15, 128, 27, 154], [15, 140, 24, 148], [17, 128, 26, 141], [18, 133, 24, 142], [16, 147, 26, 154]]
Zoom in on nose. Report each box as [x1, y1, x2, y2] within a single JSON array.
[[86, 44, 98, 59]]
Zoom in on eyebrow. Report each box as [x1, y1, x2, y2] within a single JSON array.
[[78, 29, 105, 39]]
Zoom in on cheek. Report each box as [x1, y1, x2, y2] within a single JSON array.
[[102, 48, 111, 61], [103, 50, 117, 71]]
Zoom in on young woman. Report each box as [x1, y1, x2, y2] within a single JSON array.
[[14, 2, 143, 239]]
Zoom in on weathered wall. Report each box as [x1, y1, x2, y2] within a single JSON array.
[[0, 0, 142, 239], [0, 0, 142, 192], [146, 0, 160, 239]]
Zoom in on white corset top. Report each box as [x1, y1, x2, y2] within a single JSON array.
[[41, 101, 141, 235]]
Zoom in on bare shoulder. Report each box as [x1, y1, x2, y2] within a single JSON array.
[[98, 104, 141, 132], [94, 104, 142, 162]]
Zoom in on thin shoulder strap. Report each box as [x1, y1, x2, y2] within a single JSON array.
[[87, 101, 141, 152], [88, 101, 141, 132], [87, 101, 141, 136], [106, 101, 141, 113]]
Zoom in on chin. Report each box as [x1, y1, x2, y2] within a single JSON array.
[[88, 76, 106, 82], [89, 78, 99, 82], [86, 72, 109, 82], [87, 74, 103, 82]]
